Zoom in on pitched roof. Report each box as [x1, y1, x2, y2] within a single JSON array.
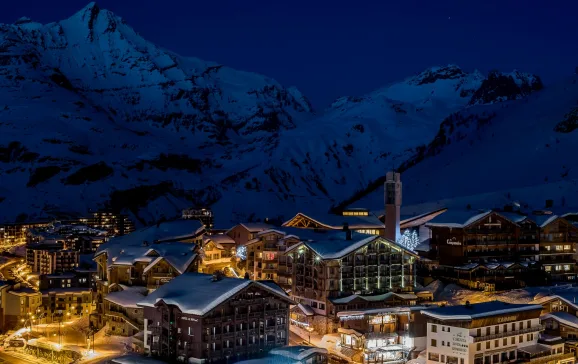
[[541, 311, 578, 329], [332, 292, 417, 304], [94, 220, 201, 271], [421, 301, 542, 321], [282, 212, 384, 229], [226, 223, 275, 234], [138, 273, 293, 316], [104, 290, 145, 309], [95, 219, 204, 256], [204, 234, 235, 247], [426, 210, 492, 228]]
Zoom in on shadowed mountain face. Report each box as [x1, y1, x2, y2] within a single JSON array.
[[0, 3, 546, 226]]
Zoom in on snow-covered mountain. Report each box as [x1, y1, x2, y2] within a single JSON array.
[[0, 3, 548, 226], [349, 74, 578, 215]]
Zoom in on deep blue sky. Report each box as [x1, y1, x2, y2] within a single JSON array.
[[2, 1, 576, 108]]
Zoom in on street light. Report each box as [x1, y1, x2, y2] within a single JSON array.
[[306, 326, 314, 345]]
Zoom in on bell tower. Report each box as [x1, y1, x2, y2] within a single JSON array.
[[384, 171, 402, 242]]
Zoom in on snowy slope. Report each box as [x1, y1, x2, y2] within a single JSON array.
[[351, 74, 578, 214], [0, 4, 547, 226], [0, 3, 311, 225]]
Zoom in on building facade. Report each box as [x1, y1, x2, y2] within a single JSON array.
[[26, 242, 79, 275], [283, 228, 417, 335], [183, 208, 214, 230], [423, 301, 573, 364], [139, 273, 294, 363], [92, 220, 204, 330]]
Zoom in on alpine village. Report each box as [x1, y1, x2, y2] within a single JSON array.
[[0, 171, 576, 364]]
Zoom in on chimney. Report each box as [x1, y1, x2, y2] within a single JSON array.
[[343, 223, 352, 241], [384, 171, 402, 242], [465, 300, 471, 307]]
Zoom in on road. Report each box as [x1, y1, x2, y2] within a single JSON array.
[[0, 260, 19, 280], [0, 351, 39, 364]]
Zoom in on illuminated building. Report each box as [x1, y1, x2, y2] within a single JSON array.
[[423, 301, 573, 364]]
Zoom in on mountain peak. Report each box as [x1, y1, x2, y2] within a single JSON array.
[[14, 17, 33, 25], [408, 64, 467, 86], [64, 2, 120, 41]]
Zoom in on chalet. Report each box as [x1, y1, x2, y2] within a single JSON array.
[[283, 228, 418, 335], [243, 228, 303, 289], [200, 234, 236, 274], [426, 209, 578, 285], [138, 272, 295, 363], [534, 215, 578, 281], [92, 220, 204, 330], [226, 223, 275, 246]]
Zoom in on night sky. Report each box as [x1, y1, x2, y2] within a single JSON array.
[[2, 0, 576, 108]]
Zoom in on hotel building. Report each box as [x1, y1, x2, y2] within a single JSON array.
[[423, 301, 574, 364]]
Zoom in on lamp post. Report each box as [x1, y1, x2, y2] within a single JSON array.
[[306, 326, 314, 345]]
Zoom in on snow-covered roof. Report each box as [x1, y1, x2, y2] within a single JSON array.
[[332, 292, 417, 304], [304, 232, 416, 260], [105, 290, 145, 309], [110, 355, 167, 364], [421, 301, 542, 321], [531, 214, 561, 228], [297, 303, 315, 316], [270, 346, 328, 361], [226, 223, 275, 234], [204, 234, 235, 247], [426, 210, 492, 228], [541, 312, 578, 329], [282, 212, 384, 229], [94, 220, 200, 272], [138, 273, 293, 316], [532, 294, 578, 311], [95, 219, 204, 257], [426, 208, 576, 230]]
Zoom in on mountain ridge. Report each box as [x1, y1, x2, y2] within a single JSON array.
[[0, 3, 551, 226]]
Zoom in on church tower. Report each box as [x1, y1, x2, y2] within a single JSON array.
[[384, 171, 402, 242]]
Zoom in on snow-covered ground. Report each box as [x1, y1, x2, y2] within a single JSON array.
[[426, 280, 575, 306]]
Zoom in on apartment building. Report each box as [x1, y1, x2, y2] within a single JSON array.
[[92, 219, 204, 330], [427, 210, 578, 287], [26, 241, 79, 274], [139, 272, 294, 363], [283, 227, 417, 335], [423, 301, 574, 364], [4, 286, 42, 330], [243, 228, 302, 288], [226, 223, 274, 246], [39, 287, 93, 323]]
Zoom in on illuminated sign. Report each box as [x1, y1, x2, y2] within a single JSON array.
[[447, 238, 462, 246], [181, 317, 198, 322], [497, 315, 517, 323]]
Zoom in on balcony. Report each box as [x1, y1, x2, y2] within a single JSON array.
[[150, 272, 173, 278], [473, 325, 543, 342]]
